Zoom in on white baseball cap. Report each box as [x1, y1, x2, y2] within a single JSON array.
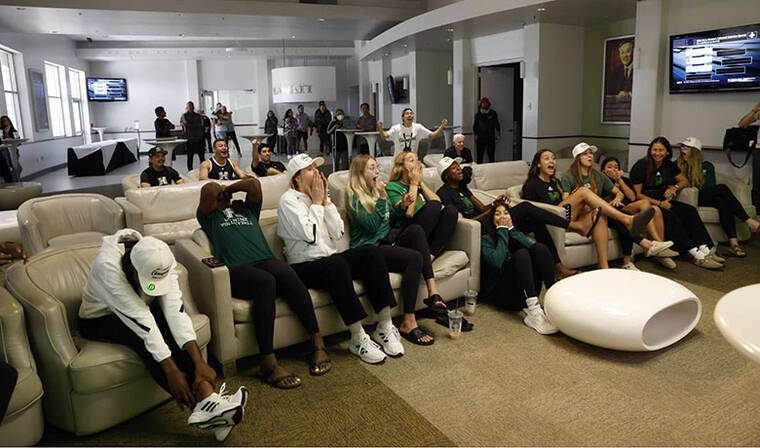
[[572, 142, 598, 159], [679, 136, 702, 151], [286, 153, 324, 181], [437, 156, 463, 176], [130, 236, 176, 296]]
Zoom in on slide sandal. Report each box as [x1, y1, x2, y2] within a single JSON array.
[[400, 327, 435, 346], [630, 207, 655, 236]]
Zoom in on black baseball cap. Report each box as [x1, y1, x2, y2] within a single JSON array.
[[318, 100, 325, 105], [148, 147, 167, 157]]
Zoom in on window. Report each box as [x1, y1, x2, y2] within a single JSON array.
[[44, 61, 72, 137], [0, 49, 23, 138], [68, 68, 85, 136]]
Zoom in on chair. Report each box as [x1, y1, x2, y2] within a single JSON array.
[[17, 193, 124, 255], [0, 182, 43, 211], [4, 242, 210, 435]]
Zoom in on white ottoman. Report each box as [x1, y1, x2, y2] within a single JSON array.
[[0, 182, 43, 210], [714, 284, 760, 365], [544, 269, 701, 351]]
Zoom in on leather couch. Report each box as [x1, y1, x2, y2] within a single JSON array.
[[121, 172, 195, 192], [17, 194, 124, 256], [0, 287, 44, 446], [4, 243, 211, 436]]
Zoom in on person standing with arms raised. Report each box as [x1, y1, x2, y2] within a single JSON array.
[[377, 108, 447, 158]]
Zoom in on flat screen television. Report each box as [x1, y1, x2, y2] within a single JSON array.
[[86, 77, 128, 101], [670, 23, 760, 93]]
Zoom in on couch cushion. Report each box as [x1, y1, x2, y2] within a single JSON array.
[[70, 313, 210, 394], [5, 367, 42, 417], [258, 174, 290, 211], [126, 183, 203, 224], [48, 231, 107, 248], [470, 161, 528, 191], [432, 250, 469, 277], [143, 218, 200, 244]]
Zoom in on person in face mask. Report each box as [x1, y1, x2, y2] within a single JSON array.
[[472, 97, 501, 163], [328, 109, 349, 170]]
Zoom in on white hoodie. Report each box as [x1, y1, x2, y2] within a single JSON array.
[[277, 188, 345, 264]]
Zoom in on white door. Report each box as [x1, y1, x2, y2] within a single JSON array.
[[479, 66, 515, 161]]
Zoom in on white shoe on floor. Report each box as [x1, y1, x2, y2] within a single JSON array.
[[645, 240, 675, 257], [188, 383, 247, 439], [621, 262, 640, 271], [349, 333, 387, 364], [523, 305, 559, 335], [655, 257, 677, 270], [372, 324, 405, 357], [212, 385, 250, 441]]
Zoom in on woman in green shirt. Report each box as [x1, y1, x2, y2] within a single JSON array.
[[677, 137, 759, 257], [346, 155, 443, 345], [480, 201, 558, 335]]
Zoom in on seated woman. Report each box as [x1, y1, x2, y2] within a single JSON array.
[[198, 177, 330, 389], [521, 148, 654, 269], [436, 156, 582, 279], [347, 155, 441, 345], [560, 143, 674, 271], [630, 137, 724, 270], [278, 154, 402, 363], [481, 201, 558, 335], [677, 137, 760, 257]]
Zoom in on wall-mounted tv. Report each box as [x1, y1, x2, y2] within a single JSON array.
[[670, 23, 760, 93], [87, 77, 128, 101]]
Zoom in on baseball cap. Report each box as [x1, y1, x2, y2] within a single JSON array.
[[679, 136, 702, 151], [287, 153, 324, 182], [480, 97, 490, 105], [148, 147, 167, 157], [572, 142, 598, 159], [318, 100, 325, 106], [437, 156, 463, 176], [130, 236, 176, 296]]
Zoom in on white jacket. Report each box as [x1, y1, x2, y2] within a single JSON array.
[[79, 229, 197, 362], [277, 188, 345, 264]]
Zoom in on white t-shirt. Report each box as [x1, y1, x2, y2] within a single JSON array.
[[386, 122, 432, 156]]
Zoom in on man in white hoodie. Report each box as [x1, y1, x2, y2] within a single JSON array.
[[78, 230, 247, 441]]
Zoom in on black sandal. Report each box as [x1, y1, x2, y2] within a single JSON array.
[[261, 362, 302, 389], [309, 346, 332, 376], [423, 294, 447, 310], [399, 327, 435, 346], [585, 207, 602, 237], [433, 309, 474, 331]]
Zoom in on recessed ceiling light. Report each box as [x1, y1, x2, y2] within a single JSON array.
[[291, 35, 296, 39], [384, 52, 389, 57], [318, 18, 325, 22], [537, 7, 547, 12], [446, 28, 454, 32], [403, 44, 407, 48]]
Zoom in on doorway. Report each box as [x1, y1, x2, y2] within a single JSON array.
[[477, 63, 523, 161]]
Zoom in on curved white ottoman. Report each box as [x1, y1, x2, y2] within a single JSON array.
[[544, 269, 701, 351], [714, 284, 760, 365]]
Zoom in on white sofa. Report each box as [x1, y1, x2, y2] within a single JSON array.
[[121, 172, 195, 193]]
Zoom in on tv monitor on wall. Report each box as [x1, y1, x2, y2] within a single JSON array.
[[86, 77, 128, 101], [670, 23, 760, 93]]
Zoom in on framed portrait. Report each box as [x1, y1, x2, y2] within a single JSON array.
[[28, 69, 49, 132], [601, 35, 635, 124]]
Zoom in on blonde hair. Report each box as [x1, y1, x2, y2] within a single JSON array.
[[678, 146, 705, 189], [567, 155, 597, 194], [389, 152, 414, 182], [347, 155, 379, 214]]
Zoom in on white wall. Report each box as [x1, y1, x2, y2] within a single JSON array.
[[470, 28, 524, 66], [415, 50, 453, 128]]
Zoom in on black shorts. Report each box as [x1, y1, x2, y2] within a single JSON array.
[[297, 130, 308, 141]]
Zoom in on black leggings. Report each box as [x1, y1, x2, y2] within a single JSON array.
[[229, 258, 319, 355], [186, 138, 205, 171], [699, 184, 750, 239], [266, 135, 278, 153], [489, 243, 555, 310], [608, 216, 642, 256], [376, 245, 422, 314], [509, 201, 569, 264], [79, 301, 195, 394], [476, 139, 495, 163], [226, 131, 241, 155], [0, 361, 17, 421], [662, 201, 713, 254], [410, 201, 458, 257], [291, 246, 397, 326], [391, 223, 434, 280]]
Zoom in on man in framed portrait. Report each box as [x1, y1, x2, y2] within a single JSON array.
[[607, 40, 634, 98]]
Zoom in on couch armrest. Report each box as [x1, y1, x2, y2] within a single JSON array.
[[173, 239, 237, 365], [115, 197, 144, 234], [716, 173, 752, 206], [92, 198, 125, 235], [676, 187, 699, 207], [16, 208, 45, 256], [0, 287, 36, 372], [445, 217, 481, 291]]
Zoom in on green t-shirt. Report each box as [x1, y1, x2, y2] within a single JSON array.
[[347, 194, 390, 248], [196, 200, 274, 269], [560, 169, 614, 197], [386, 181, 426, 226]]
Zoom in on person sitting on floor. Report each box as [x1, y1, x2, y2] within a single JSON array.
[[198, 177, 331, 388], [140, 147, 184, 187], [78, 230, 248, 441], [480, 200, 558, 335], [250, 139, 286, 177], [199, 139, 252, 181]]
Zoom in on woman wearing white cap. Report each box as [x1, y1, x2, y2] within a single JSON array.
[[277, 154, 402, 364], [677, 136, 760, 257], [78, 230, 247, 441], [377, 108, 448, 157], [562, 142, 674, 271]]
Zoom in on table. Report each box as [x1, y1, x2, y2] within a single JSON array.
[[714, 284, 760, 364], [68, 138, 138, 176], [144, 138, 187, 167], [336, 129, 359, 172], [92, 127, 107, 142], [0, 138, 27, 182], [356, 131, 380, 158]]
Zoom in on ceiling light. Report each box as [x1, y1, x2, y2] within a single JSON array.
[[291, 35, 296, 39], [537, 7, 547, 12], [318, 18, 325, 22], [446, 28, 454, 32], [384, 52, 389, 57], [403, 44, 407, 48]]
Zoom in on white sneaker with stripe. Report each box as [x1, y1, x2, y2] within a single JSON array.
[[187, 383, 248, 441]]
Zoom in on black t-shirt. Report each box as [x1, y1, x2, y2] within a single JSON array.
[[473, 110, 501, 140], [437, 184, 476, 218], [443, 146, 474, 164], [629, 159, 680, 200], [208, 158, 239, 180], [154, 118, 173, 138], [140, 166, 181, 187], [522, 176, 563, 205], [251, 160, 286, 177]]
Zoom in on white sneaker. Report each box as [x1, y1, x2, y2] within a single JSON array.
[[655, 257, 677, 270], [372, 324, 405, 358], [645, 240, 675, 258], [523, 305, 559, 335], [349, 333, 387, 364], [188, 383, 247, 439], [621, 262, 640, 271]]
